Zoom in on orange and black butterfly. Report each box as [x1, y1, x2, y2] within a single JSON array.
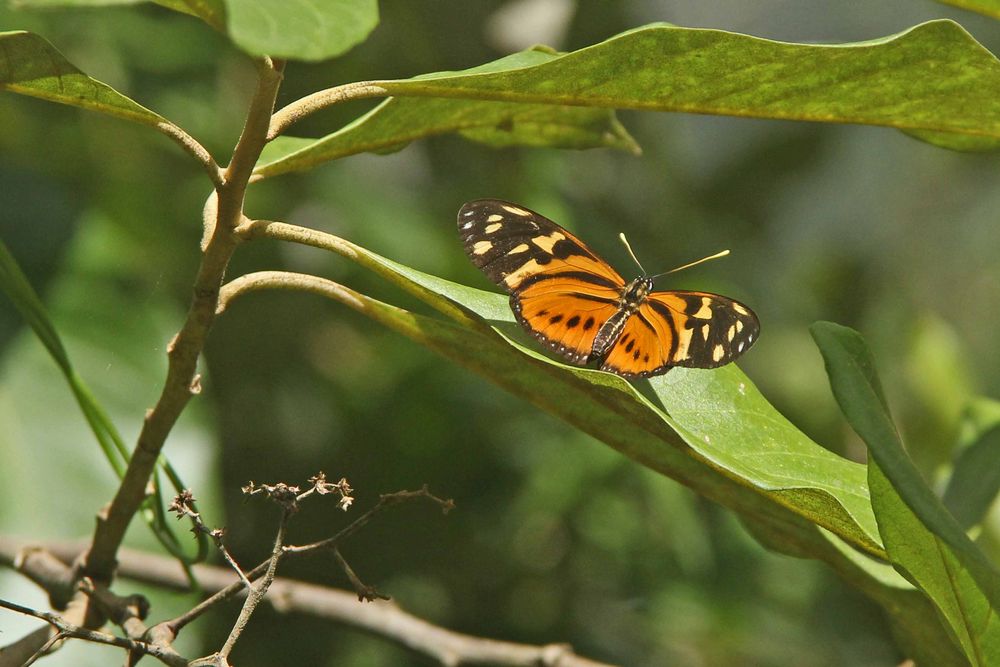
[[458, 199, 759, 378]]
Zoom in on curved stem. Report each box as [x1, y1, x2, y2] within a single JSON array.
[[235, 219, 478, 328], [218, 271, 356, 313], [154, 121, 224, 188], [268, 81, 390, 140]]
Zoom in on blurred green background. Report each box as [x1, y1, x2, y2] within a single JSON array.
[[2, 1, 1000, 665]]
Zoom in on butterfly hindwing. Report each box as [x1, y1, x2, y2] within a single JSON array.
[[513, 277, 621, 364]]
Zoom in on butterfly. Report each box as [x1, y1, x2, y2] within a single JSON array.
[[458, 199, 759, 378]]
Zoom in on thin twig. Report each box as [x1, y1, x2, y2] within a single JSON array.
[[285, 485, 453, 555], [24, 629, 65, 667], [0, 597, 187, 667], [332, 547, 389, 602], [268, 81, 390, 139], [217, 506, 290, 660], [165, 486, 449, 632], [169, 491, 252, 590]]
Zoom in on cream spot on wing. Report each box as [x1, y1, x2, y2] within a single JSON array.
[[486, 214, 503, 223], [736, 320, 744, 333], [674, 327, 694, 361], [484, 222, 503, 234], [501, 204, 531, 217], [701, 324, 710, 340], [473, 240, 493, 255], [531, 231, 566, 254], [733, 303, 749, 316], [503, 259, 543, 288], [727, 324, 736, 341], [694, 297, 713, 319], [712, 344, 725, 362], [507, 243, 530, 255]]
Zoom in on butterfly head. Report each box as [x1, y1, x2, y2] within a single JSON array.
[[623, 277, 654, 307]]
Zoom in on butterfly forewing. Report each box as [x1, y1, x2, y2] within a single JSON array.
[[458, 199, 626, 292], [459, 199, 628, 363], [458, 200, 759, 377]]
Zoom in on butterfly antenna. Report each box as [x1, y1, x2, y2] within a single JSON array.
[[650, 249, 731, 279], [618, 233, 648, 275]]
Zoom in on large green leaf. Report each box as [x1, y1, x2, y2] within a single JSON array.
[[0, 31, 167, 127], [356, 20, 1000, 152], [243, 221, 880, 556], [153, 0, 226, 30], [226, 225, 967, 662], [256, 49, 639, 178], [225, 0, 377, 61], [812, 321, 1000, 666]]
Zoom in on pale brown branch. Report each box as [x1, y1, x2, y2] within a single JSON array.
[[0, 538, 615, 667], [81, 57, 286, 585], [268, 81, 390, 140], [0, 597, 186, 667]]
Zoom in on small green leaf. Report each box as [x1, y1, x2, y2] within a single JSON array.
[[256, 49, 639, 178], [371, 20, 1000, 151], [257, 100, 638, 178], [0, 237, 207, 570], [225, 0, 378, 61], [937, 0, 1000, 19], [811, 321, 1000, 666], [943, 398, 1000, 530], [0, 31, 167, 127]]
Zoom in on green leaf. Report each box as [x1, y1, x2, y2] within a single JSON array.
[[12, 0, 226, 31], [225, 0, 378, 61], [153, 0, 226, 31], [811, 321, 1000, 666], [369, 20, 1000, 152], [0, 31, 167, 127], [256, 49, 639, 178], [943, 397, 1000, 530], [246, 222, 881, 556], [238, 223, 972, 661], [936, 0, 1000, 19], [0, 237, 207, 570]]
